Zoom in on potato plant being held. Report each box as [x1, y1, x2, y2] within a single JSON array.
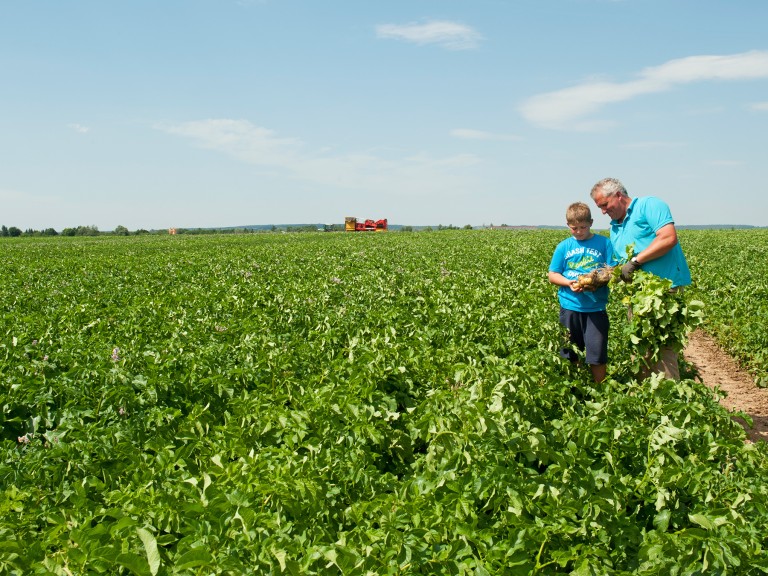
[[574, 264, 615, 290], [611, 247, 705, 375]]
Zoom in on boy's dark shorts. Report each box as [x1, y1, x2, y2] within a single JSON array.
[[559, 308, 609, 365]]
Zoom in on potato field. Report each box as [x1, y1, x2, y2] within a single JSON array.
[[2, 229, 768, 575]]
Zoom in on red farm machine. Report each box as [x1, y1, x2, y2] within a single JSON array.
[[345, 216, 388, 232]]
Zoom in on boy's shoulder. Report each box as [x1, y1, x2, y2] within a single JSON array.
[[556, 234, 608, 247], [585, 232, 610, 245], [553, 235, 577, 251]]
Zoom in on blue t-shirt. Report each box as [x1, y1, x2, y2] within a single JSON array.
[[549, 233, 615, 312], [609, 197, 691, 288]]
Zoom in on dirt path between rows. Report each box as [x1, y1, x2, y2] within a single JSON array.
[[683, 329, 768, 443]]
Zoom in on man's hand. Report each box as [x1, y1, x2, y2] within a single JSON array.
[[620, 258, 640, 282]]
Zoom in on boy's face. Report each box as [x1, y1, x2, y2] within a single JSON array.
[[567, 221, 592, 241]]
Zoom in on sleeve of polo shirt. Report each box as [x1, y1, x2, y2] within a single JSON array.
[[606, 238, 618, 266], [644, 197, 675, 233]]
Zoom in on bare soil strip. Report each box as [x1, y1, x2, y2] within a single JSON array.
[[683, 329, 768, 443]]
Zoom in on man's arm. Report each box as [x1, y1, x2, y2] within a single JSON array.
[[635, 223, 677, 264]]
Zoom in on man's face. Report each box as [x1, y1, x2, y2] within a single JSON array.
[[593, 190, 626, 222]]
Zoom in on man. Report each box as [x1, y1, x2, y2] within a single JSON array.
[[590, 177, 691, 379]]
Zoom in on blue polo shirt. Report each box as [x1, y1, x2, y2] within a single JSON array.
[[609, 197, 691, 287]]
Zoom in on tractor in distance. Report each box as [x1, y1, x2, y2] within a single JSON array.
[[344, 217, 388, 232]]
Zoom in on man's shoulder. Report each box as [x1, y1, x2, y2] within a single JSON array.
[[635, 196, 675, 227], [635, 196, 669, 210]]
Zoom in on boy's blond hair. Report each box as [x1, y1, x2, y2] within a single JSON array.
[[566, 202, 593, 225]]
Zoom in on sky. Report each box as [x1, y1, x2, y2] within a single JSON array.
[[2, 0, 767, 231]]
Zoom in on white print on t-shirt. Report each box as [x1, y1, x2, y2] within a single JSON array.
[[565, 246, 603, 259]]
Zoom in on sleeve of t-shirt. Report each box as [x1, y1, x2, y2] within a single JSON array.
[[549, 242, 565, 273], [644, 197, 675, 232]]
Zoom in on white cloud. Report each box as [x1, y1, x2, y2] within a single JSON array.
[[376, 20, 482, 50], [69, 123, 90, 133], [161, 119, 303, 167], [750, 101, 768, 111], [451, 128, 521, 141], [158, 119, 482, 197], [520, 50, 768, 130], [620, 141, 685, 149], [0, 188, 26, 201], [686, 106, 725, 116]]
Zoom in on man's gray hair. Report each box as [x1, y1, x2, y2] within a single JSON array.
[[591, 177, 628, 199]]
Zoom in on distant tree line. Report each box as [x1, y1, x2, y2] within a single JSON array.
[[0, 225, 154, 237], [1, 223, 477, 238], [172, 227, 263, 235]]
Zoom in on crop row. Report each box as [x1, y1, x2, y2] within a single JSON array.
[[682, 228, 768, 386]]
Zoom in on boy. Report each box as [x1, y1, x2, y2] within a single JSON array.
[[548, 202, 615, 382]]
